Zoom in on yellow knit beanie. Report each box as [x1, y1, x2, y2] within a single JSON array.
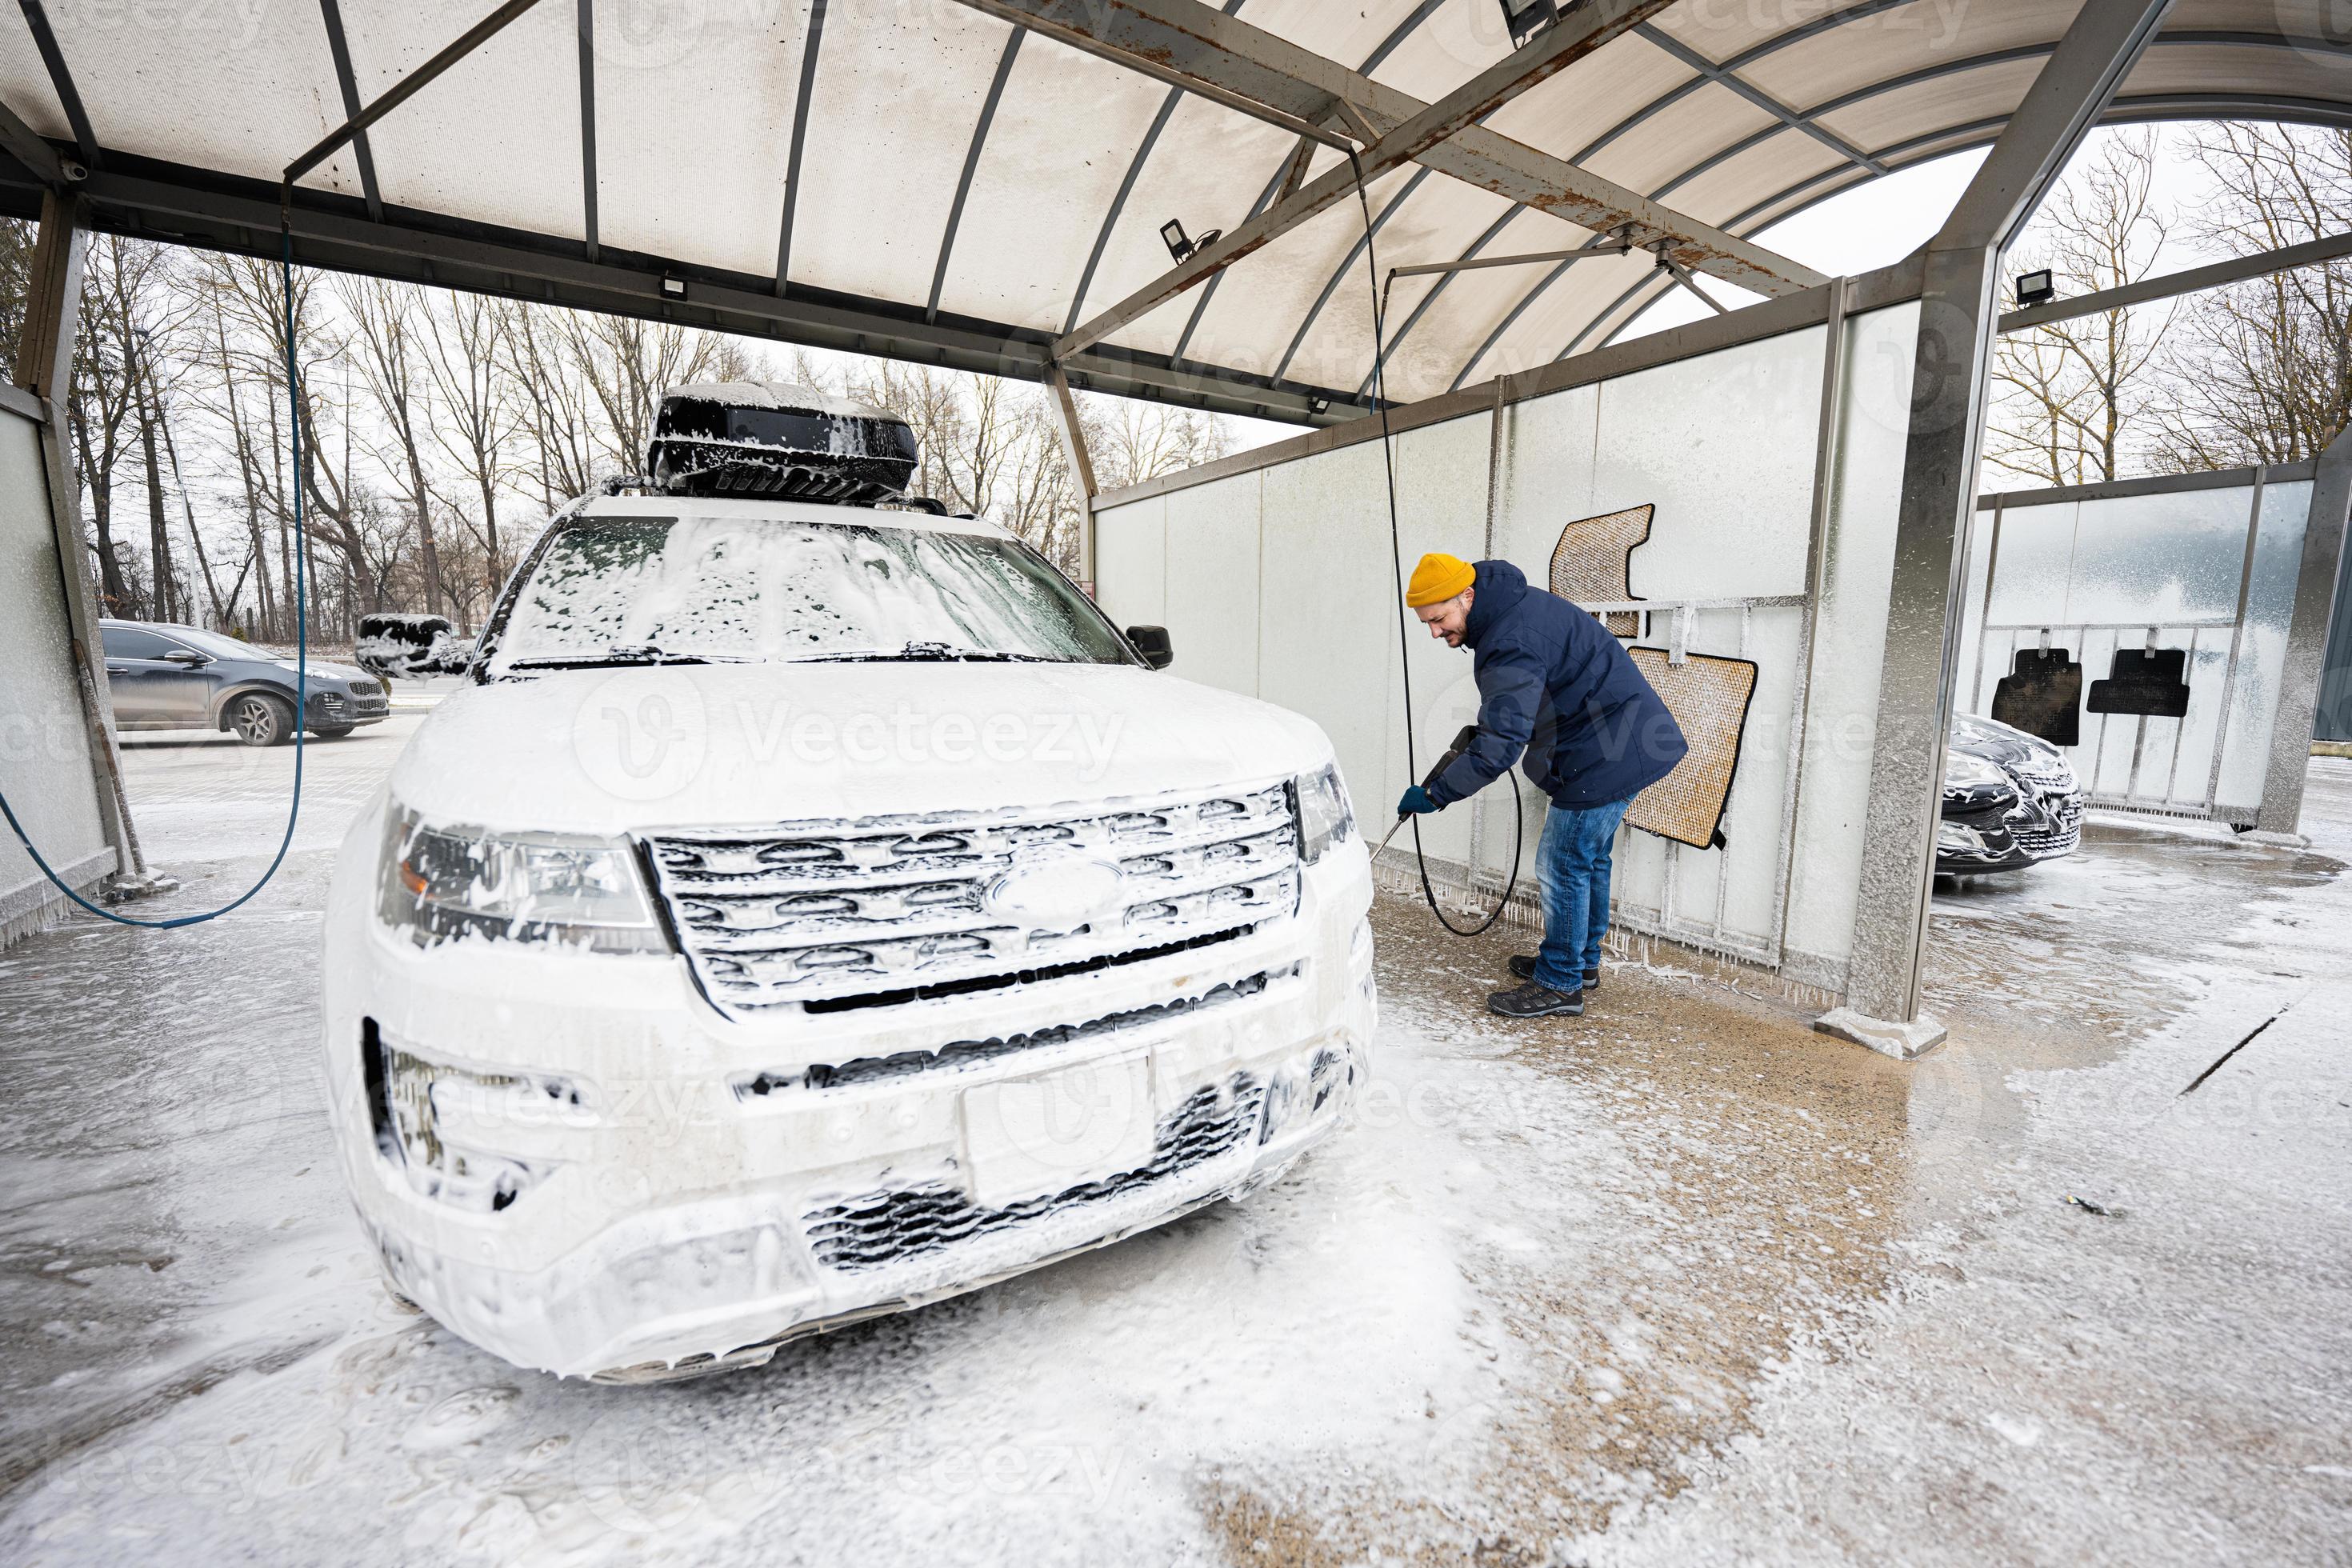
[[1406, 552, 1476, 608]]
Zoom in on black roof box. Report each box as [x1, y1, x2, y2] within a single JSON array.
[[646, 382, 918, 503]]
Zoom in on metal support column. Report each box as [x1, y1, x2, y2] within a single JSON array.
[[11, 187, 144, 882], [2256, 422, 2352, 834], [1042, 362, 1100, 592], [1833, 0, 2174, 1048]]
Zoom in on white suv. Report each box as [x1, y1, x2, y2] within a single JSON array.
[[320, 385, 1374, 1382]]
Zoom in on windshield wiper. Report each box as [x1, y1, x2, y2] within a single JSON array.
[[798, 641, 1058, 664], [506, 642, 726, 670]]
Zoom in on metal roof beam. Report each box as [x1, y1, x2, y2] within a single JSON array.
[[1552, 88, 2352, 372], [1938, 1, 2175, 253], [950, 0, 1350, 147], [575, 0, 597, 260], [930, 27, 1024, 322], [950, 0, 1822, 360], [15, 1, 94, 167], [1502, 30, 2346, 379], [24, 158, 1366, 426], [315, 0, 383, 221], [0, 92, 66, 186], [1632, 22, 1886, 176], [775, 0, 829, 292], [284, 0, 547, 189], [1999, 227, 2352, 332]]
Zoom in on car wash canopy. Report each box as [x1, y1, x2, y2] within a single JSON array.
[[0, 0, 2335, 425]]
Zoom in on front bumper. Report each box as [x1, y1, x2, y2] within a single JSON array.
[[297, 682, 390, 729], [322, 816, 1375, 1381], [1936, 786, 2084, 874]]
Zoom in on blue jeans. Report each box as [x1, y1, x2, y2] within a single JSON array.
[[1534, 797, 1631, 993]]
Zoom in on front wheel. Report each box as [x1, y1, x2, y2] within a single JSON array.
[[226, 692, 294, 747]]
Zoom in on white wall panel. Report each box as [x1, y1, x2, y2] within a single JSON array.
[[0, 408, 110, 930], [1092, 494, 1166, 632], [1162, 475, 1264, 700], [1381, 413, 1495, 874], [1258, 442, 1398, 828], [1587, 325, 1825, 602], [1095, 308, 1918, 995]]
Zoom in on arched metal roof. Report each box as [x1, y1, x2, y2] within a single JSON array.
[[0, 0, 2340, 421]]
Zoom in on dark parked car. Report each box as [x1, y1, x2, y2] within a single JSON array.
[[99, 619, 389, 746], [1938, 711, 2086, 876]]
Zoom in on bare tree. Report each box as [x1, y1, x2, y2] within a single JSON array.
[[2147, 123, 2352, 469], [500, 298, 603, 512], [562, 310, 756, 479], [419, 289, 515, 599], [1986, 130, 2175, 485], [342, 278, 448, 614], [70, 234, 174, 614]]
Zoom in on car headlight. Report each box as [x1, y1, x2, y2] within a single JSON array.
[[1292, 763, 1355, 864], [378, 803, 666, 953], [1942, 751, 2012, 798]]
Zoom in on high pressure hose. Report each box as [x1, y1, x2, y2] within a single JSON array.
[[1346, 148, 1522, 939], [0, 222, 308, 928]]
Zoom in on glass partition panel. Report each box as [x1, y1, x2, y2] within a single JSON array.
[[2214, 479, 2312, 814], [1982, 502, 2074, 626], [2066, 486, 2251, 625]]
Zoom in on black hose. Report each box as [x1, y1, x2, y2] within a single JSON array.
[[0, 221, 309, 928], [1346, 147, 1522, 938]]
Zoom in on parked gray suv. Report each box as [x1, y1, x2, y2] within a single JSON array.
[[99, 619, 389, 745]]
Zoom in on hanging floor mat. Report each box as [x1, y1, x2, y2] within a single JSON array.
[[1550, 502, 1651, 638], [1990, 646, 2082, 746], [1623, 647, 1758, 850], [2087, 646, 2190, 718]]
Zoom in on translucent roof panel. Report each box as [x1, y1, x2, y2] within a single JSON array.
[[346, 1, 588, 245], [790, 1, 1022, 308], [0, 0, 2338, 419], [588, 0, 808, 279]]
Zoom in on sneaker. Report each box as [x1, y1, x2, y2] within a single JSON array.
[[1487, 979, 1585, 1018], [1508, 955, 1598, 991]]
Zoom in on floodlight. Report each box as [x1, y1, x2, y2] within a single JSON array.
[[1309, 396, 1330, 415], [661, 275, 688, 298], [1161, 219, 1193, 265], [1497, 0, 1558, 49], [2014, 269, 2054, 307]]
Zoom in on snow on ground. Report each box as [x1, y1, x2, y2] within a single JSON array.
[[2, 723, 2348, 1565]]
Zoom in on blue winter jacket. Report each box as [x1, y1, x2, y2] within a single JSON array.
[[1426, 558, 1687, 810]]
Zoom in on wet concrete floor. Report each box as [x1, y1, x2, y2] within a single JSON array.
[[1, 726, 2346, 1565]]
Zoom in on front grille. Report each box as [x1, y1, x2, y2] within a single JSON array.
[[2011, 794, 2082, 858], [2010, 758, 2079, 796], [2003, 758, 2083, 859], [801, 1073, 1263, 1272], [646, 782, 1298, 1013]]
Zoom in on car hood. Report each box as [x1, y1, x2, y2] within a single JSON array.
[[262, 659, 374, 686], [388, 662, 1334, 834], [1952, 710, 2061, 769]]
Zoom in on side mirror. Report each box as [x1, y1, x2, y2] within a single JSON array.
[[1125, 625, 1173, 670], [162, 648, 209, 666]]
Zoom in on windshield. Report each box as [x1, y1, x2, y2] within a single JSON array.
[[173, 626, 274, 660], [486, 514, 1131, 674]]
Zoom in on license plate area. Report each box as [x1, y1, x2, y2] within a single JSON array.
[[958, 1050, 1157, 1209]]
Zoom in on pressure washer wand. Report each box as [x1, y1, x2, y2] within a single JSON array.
[[1370, 723, 1481, 863]]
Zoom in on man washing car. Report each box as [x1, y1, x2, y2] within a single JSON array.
[[1396, 553, 1687, 1018]]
